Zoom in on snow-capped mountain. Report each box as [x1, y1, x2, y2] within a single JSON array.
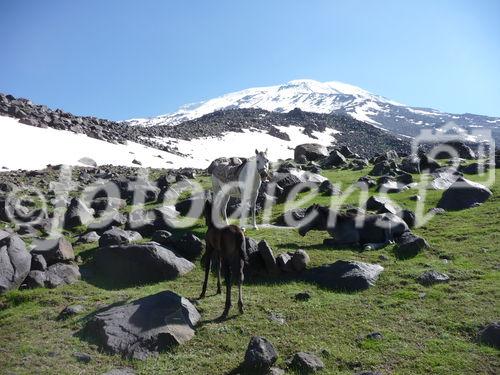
[[126, 79, 401, 127], [126, 79, 500, 140]]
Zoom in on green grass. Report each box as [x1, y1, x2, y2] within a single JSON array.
[[0, 168, 499, 374]]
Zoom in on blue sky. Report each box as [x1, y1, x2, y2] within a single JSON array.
[[0, 0, 499, 120]]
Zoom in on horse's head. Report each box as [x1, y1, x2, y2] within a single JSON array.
[[255, 149, 270, 180], [298, 203, 329, 236]]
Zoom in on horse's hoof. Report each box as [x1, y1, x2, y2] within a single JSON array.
[[216, 288, 222, 295]]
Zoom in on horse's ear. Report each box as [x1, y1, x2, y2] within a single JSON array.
[[265, 148, 268, 155], [255, 149, 258, 155]]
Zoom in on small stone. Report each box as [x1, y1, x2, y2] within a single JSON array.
[[417, 270, 450, 286], [73, 352, 92, 363], [102, 368, 136, 375], [294, 292, 311, 301], [366, 332, 383, 340], [58, 304, 85, 320]]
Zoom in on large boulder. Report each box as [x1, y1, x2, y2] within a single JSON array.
[[304, 260, 384, 291], [83, 291, 200, 360], [31, 237, 75, 265], [437, 177, 492, 210], [94, 243, 194, 284], [294, 144, 328, 162], [0, 232, 31, 293], [434, 141, 476, 159]]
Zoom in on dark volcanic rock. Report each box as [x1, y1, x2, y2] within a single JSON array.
[[0, 232, 31, 293], [24, 263, 81, 289], [83, 291, 200, 360], [288, 352, 325, 372], [294, 143, 328, 162], [31, 237, 75, 265], [244, 336, 278, 370], [394, 231, 429, 258], [304, 260, 384, 291], [478, 322, 500, 349], [437, 177, 492, 210], [167, 233, 204, 260], [94, 243, 194, 284], [64, 198, 94, 229], [417, 270, 449, 286], [366, 196, 398, 214], [98, 227, 142, 247]]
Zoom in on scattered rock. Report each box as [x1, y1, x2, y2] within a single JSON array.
[[98, 227, 142, 247], [73, 352, 92, 363], [288, 352, 324, 372], [58, 304, 85, 319], [294, 292, 311, 301], [151, 230, 173, 245], [304, 260, 384, 291], [168, 233, 204, 260], [394, 232, 429, 258], [0, 232, 31, 293], [417, 270, 449, 286], [94, 243, 194, 284], [83, 291, 200, 360], [366, 196, 398, 214], [437, 177, 492, 210], [291, 249, 310, 272], [258, 240, 279, 275], [78, 231, 101, 243], [276, 253, 293, 273], [294, 144, 328, 162], [102, 368, 136, 375], [244, 336, 278, 370], [31, 237, 75, 265], [318, 180, 341, 195], [64, 198, 94, 229], [477, 322, 500, 349], [30, 253, 47, 271]]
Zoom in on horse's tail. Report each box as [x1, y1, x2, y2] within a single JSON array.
[[238, 230, 248, 263]]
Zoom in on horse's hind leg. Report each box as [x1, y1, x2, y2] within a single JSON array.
[[216, 256, 222, 294], [221, 261, 232, 318], [237, 259, 245, 314]]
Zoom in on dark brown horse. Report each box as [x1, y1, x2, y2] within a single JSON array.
[[199, 200, 247, 318]]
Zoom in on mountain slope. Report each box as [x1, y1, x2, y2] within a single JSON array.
[[126, 79, 500, 142]]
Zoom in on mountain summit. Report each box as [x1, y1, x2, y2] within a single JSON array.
[[126, 79, 500, 140]]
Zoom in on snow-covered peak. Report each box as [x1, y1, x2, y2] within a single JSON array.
[[125, 79, 401, 127]]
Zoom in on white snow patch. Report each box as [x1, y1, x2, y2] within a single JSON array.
[[0, 116, 188, 170]]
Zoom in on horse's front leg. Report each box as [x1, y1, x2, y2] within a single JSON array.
[[222, 194, 230, 225], [251, 193, 258, 230], [216, 255, 222, 294], [199, 246, 213, 299]]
